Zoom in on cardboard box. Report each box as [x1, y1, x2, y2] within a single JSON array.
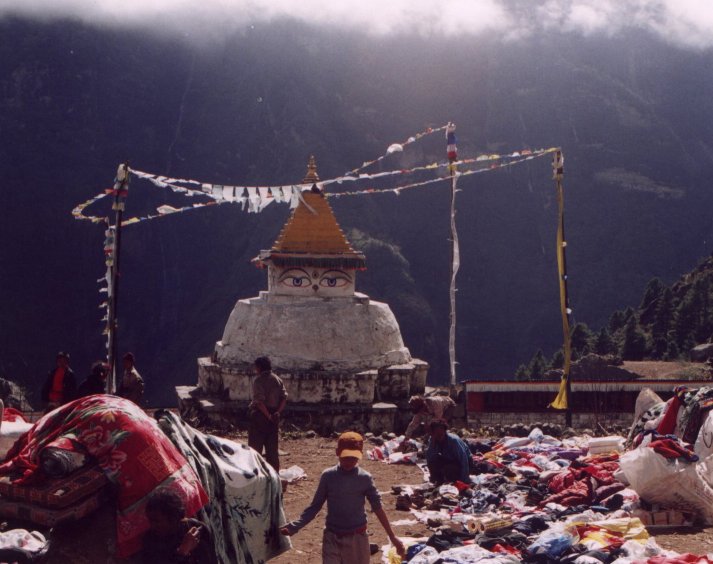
[[635, 509, 694, 528]]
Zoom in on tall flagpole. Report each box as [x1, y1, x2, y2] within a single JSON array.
[[106, 162, 130, 394], [549, 149, 573, 426], [446, 123, 460, 391]]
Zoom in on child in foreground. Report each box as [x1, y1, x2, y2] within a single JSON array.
[[280, 431, 406, 563]]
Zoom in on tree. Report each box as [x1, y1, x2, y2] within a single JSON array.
[[693, 277, 713, 343], [640, 277, 665, 310], [652, 337, 668, 359], [622, 316, 647, 360], [673, 290, 699, 349], [528, 349, 548, 380], [664, 340, 680, 361], [608, 310, 626, 333], [652, 287, 674, 341], [623, 307, 636, 323], [514, 364, 528, 381], [570, 322, 594, 359], [594, 327, 616, 356], [550, 349, 565, 369]]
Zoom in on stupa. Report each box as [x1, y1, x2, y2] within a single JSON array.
[[178, 157, 428, 432]]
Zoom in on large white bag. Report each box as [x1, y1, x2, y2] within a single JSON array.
[[620, 447, 713, 524]]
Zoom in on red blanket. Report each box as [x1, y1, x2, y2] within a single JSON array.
[[0, 395, 207, 557]]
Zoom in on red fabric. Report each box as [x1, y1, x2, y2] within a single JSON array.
[[49, 367, 65, 403], [649, 438, 697, 461], [548, 471, 575, 493], [637, 555, 713, 564], [657, 396, 682, 435], [540, 477, 594, 507], [492, 543, 520, 556], [582, 453, 620, 464], [578, 464, 616, 485], [2, 408, 27, 422], [0, 395, 207, 557]]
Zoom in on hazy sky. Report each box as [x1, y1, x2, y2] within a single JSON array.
[[2, 0, 713, 49]]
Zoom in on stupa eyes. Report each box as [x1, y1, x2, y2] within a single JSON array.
[[278, 268, 311, 288], [278, 268, 352, 290], [319, 270, 352, 288]]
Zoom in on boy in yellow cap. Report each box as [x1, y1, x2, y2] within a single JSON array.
[[280, 431, 405, 563]]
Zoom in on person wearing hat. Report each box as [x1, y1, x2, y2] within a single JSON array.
[[40, 352, 77, 411], [425, 420, 473, 485], [118, 352, 145, 406], [280, 431, 405, 563]]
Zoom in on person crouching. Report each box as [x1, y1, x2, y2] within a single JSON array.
[[425, 420, 473, 485], [140, 489, 215, 564]]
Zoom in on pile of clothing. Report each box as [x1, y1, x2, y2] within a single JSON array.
[[368, 437, 424, 465], [384, 425, 708, 564]]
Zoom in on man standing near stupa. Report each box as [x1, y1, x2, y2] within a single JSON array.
[[248, 356, 287, 472]]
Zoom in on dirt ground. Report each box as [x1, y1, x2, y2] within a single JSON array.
[[272, 435, 713, 563], [37, 433, 713, 562]]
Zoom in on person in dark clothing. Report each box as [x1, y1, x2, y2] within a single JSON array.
[[118, 352, 145, 406], [248, 356, 287, 472], [140, 489, 215, 564], [77, 361, 108, 397], [425, 420, 473, 484], [40, 352, 77, 412]]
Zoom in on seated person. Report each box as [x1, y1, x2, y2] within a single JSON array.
[[77, 361, 108, 397], [140, 489, 215, 564], [425, 420, 473, 485]]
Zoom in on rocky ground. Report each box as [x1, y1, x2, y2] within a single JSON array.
[[35, 432, 713, 562]]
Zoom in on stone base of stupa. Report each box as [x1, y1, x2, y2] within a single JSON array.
[[175, 357, 428, 434]]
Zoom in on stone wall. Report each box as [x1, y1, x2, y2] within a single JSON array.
[[467, 411, 634, 430], [197, 357, 428, 404]]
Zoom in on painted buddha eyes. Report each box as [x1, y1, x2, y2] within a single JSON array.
[[278, 269, 352, 290], [278, 269, 311, 288], [319, 274, 350, 288]]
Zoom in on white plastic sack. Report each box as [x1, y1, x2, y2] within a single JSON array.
[[694, 411, 713, 459], [279, 465, 306, 483], [620, 447, 713, 524]]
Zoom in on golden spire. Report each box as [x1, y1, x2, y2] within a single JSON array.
[[303, 155, 320, 184], [253, 156, 366, 270]]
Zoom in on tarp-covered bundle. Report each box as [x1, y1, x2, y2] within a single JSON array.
[[155, 409, 291, 564], [0, 395, 207, 557]]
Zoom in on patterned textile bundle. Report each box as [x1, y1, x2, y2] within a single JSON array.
[[0, 395, 207, 558], [155, 409, 291, 564]]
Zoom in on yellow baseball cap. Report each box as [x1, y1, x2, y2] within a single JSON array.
[[337, 431, 364, 459]]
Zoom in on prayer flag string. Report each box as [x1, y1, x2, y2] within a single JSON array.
[[71, 126, 563, 376], [344, 124, 448, 176]]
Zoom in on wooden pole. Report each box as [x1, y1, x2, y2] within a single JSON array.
[[449, 171, 460, 391], [553, 150, 573, 427], [446, 123, 460, 392], [106, 162, 130, 394]]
